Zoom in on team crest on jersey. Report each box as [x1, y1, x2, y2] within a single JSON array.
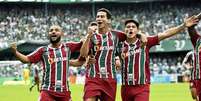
[[121, 52, 129, 59], [94, 39, 101, 52], [95, 44, 101, 52], [48, 57, 54, 64]]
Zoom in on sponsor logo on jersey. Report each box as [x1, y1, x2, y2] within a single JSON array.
[[48, 57, 67, 64]]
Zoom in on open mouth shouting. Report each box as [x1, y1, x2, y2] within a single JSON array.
[[50, 34, 58, 41], [97, 21, 102, 25], [129, 32, 133, 35]]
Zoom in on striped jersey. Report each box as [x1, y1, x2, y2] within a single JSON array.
[[183, 51, 194, 68], [86, 30, 126, 79], [188, 30, 201, 80], [118, 36, 159, 85], [28, 42, 82, 92], [182, 51, 195, 80]]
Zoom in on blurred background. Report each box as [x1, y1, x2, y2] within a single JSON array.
[[0, 0, 200, 101]]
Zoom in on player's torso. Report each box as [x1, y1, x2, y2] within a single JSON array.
[[41, 44, 71, 92], [86, 31, 119, 79], [120, 39, 149, 85]]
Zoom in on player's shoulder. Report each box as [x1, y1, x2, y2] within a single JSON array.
[[187, 51, 194, 56], [64, 41, 82, 46], [36, 46, 47, 51], [111, 30, 124, 34], [65, 41, 79, 43], [147, 35, 157, 38]]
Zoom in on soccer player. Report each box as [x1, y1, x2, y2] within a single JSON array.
[[116, 16, 198, 101], [81, 8, 128, 101], [10, 25, 85, 101], [22, 66, 30, 84], [187, 13, 201, 101], [182, 51, 198, 101]]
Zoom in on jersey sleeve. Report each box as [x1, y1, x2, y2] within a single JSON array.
[[190, 31, 201, 47], [147, 35, 159, 47], [67, 41, 83, 53], [182, 55, 189, 65], [114, 30, 126, 42], [27, 47, 44, 63]]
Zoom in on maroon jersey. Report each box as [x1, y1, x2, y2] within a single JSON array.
[[188, 30, 201, 80], [86, 30, 126, 79], [119, 36, 159, 85], [28, 42, 82, 92]]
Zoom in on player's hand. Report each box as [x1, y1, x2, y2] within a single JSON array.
[[87, 26, 95, 39], [184, 15, 200, 27], [10, 42, 17, 53], [87, 55, 96, 65], [115, 57, 121, 70]]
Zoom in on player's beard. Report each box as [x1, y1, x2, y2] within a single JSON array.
[[49, 36, 61, 44]]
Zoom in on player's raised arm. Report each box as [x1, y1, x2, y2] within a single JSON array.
[[80, 22, 97, 57], [158, 15, 199, 41], [10, 42, 30, 63]]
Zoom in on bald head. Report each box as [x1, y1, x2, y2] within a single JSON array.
[[49, 25, 63, 33]]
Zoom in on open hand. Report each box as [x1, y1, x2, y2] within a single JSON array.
[[184, 14, 200, 27]]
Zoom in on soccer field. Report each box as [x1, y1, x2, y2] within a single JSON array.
[[0, 83, 194, 101]]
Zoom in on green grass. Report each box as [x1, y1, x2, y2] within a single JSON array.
[[0, 83, 194, 101]]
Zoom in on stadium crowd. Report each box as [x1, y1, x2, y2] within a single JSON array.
[[0, 2, 201, 49]]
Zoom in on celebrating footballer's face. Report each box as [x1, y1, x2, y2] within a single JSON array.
[[96, 11, 109, 29], [48, 25, 63, 44], [96, 8, 112, 30], [125, 22, 138, 38]]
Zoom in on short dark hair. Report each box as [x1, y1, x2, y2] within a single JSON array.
[[97, 8, 112, 20], [89, 21, 97, 26], [124, 19, 139, 28]]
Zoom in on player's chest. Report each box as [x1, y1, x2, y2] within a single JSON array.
[[92, 33, 116, 51], [123, 44, 142, 56], [43, 48, 69, 64]]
